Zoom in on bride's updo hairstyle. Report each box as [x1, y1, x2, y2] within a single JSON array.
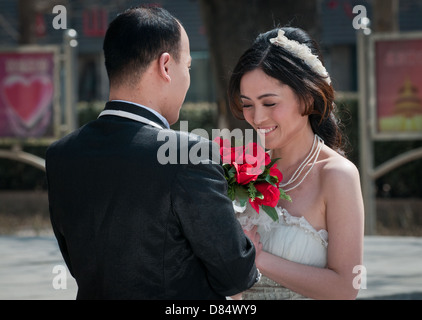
[[228, 27, 346, 154]]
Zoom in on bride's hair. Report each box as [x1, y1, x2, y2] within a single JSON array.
[[228, 27, 347, 154]]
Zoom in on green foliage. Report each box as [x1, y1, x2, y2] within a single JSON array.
[[0, 146, 47, 190], [77, 101, 103, 126], [171, 102, 218, 136], [261, 205, 279, 222]]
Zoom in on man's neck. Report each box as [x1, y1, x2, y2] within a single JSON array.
[[109, 88, 162, 114]]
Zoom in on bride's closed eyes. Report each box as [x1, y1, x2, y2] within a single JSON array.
[[263, 102, 276, 107], [241, 101, 277, 108], [240, 93, 279, 109]]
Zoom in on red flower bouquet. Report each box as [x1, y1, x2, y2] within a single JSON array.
[[214, 137, 291, 222]]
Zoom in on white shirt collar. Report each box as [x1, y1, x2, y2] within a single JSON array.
[[111, 100, 170, 129]]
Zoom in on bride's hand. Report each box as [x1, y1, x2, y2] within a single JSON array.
[[244, 226, 262, 257]]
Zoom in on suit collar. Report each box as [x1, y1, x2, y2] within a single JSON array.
[[103, 101, 169, 129]]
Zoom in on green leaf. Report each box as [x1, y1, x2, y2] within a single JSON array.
[[279, 189, 292, 202], [247, 183, 257, 201], [234, 185, 249, 206], [227, 166, 236, 179], [223, 165, 237, 185], [227, 185, 235, 201], [238, 198, 248, 207], [261, 205, 279, 222], [265, 174, 278, 187], [255, 191, 264, 199]]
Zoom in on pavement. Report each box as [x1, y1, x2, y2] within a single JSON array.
[[0, 234, 421, 300]]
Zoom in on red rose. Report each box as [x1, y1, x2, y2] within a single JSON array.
[[214, 138, 269, 185], [269, 164, 283, 187], [243, 142, 270, 173], [233, 162, 259, 185], [249, 183, 281, 213], [213, 138, 243, 165], [214, 137, 232, 163], [234, 142, 268, 185]]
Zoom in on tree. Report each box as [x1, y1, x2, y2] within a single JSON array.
[[372, 0, 399, 32], [198, 0, 319, 130], [18, 0, 67, 44]]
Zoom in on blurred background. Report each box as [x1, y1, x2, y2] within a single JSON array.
[[0, 0, 421, 236]]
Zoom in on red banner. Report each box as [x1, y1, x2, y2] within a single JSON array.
[[0, 51, 55, 139], [375, 37, 422, 134]]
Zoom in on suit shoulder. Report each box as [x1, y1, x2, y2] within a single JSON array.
[[46, 125, 87, 157]]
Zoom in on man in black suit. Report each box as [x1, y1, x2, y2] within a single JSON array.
[[46, 6, 260, 299]]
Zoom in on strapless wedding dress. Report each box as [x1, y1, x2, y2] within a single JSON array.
[[239, 207, 328, 300]]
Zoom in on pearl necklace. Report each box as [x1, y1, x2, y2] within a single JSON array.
[[279, 134, 324, 192]]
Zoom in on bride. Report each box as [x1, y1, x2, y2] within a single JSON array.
[[227, 27, 365, 300]]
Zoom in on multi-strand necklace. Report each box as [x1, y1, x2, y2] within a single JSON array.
[[279, 134, 324, 192]]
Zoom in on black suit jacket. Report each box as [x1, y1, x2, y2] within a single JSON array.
[[46, 101, 258, 299]]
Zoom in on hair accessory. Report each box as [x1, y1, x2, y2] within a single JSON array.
[[269, 29, 331, 85]]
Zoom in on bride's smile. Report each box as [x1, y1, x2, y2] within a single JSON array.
[[257, 126, 278, 135]]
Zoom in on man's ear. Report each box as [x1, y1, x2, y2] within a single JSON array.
[[158, 52, 171, 82]]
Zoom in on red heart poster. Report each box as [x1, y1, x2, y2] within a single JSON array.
[[0, 51, 55, 138], [375, 37, 422, 135]]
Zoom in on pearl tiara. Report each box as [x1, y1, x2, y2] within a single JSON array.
[[269, 29, 331, 85]]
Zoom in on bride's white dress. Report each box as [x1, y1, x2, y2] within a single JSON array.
[[239, 206, 328, 300]]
